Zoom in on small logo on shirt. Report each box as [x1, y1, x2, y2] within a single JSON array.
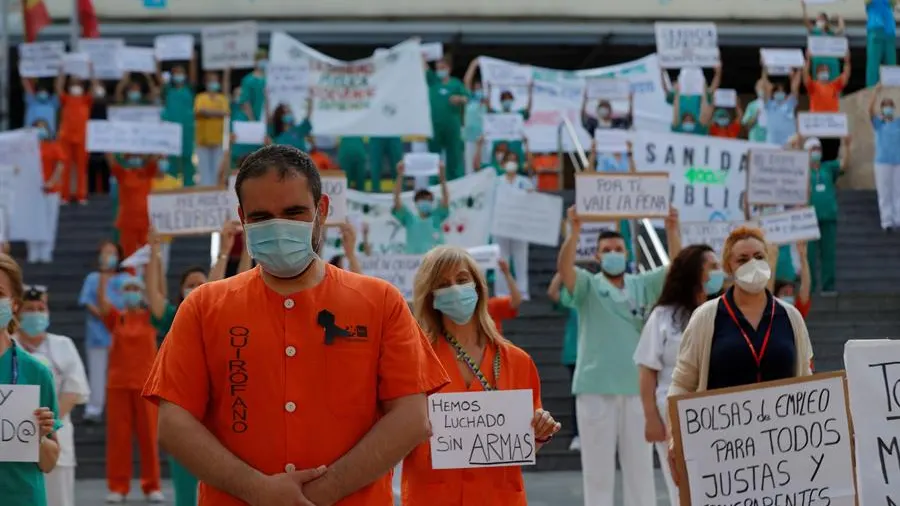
[[318, 310, 368, 344]]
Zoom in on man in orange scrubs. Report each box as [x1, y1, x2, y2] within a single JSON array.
[[55, 71, 98, 204], [105, 154, 159, 258], [142, 145, 450, 506]]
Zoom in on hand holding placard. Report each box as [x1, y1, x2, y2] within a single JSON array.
[[0, 385, 41, 463], [575, 173, 670, 219]]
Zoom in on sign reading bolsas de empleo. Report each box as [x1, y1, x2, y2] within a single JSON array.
[[668, 372, 857, 506]]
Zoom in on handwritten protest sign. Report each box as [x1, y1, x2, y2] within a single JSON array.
[[574, 221, 618, 262], [18, 42, 65, 78], [490, 185, 562, 247], [586, 77, 630, 100], [807, 36, 848, 59], [748, 149, 810, 206], [322, 172, 348, 225], [107, 106, 162, 124], [149, 189, 233, 235], [201, 22, 258, 70], [402, 152, 440, 178], [154, 34, 194, 61], [119, 47, 156, 74], [87, 120, 182, 156], [483, 113, 525, 141], [77, 38, 124, 80], [758, 207, 821, 245], [798, 113, 848, 138], [429, 389, 536, 470], [575, 172, 669, 220], [467, 244, 501, 272], [0, 385, 40, 463], [669, 373, 856, 506], [760, 48, 805, 69], [713, 88, 737, 108], [655, 22, 720, 68], [266, 63, 311, 113], [62, 53, 91, 79], [680, 221, 748, 255], [881, 66, 900, 87], [844, 339, 900, 506], [358, 255, 422, 299]]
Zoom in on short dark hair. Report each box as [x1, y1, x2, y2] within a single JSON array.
[[414, 189, 434, 201], [97, 239, 125, 271], [500, 90, 514, 101], [597, 230, 623, 242], [234, 145, 321, 206]]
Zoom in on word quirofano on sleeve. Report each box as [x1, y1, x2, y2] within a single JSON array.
[[669, 373, 856, 506], [428, 390, 536, 470], [575, 172, 669, 220], [0, 385, 41, 463]]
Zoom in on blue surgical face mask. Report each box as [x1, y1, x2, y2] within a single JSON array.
[[173, 73, 186, 84], [244, 217, 318, 279], [600, 251, 627, 276], [18, 311, 50, 336], [501, 99, 514, 111], [36, 90, 50, 101], [681, 122, 696, 132], [282, 114, 294, 125], [0, 298, 13, 329], [704, 269, 725, 295], [436, 69, 449, 79], [207, 81, 221, 92], [473, 90, 483, 100], [817, 72, 830, 82], [158, 159, 170, 173], [123, 291, 143, 308], [715, 116, 730, 126], [810, 151, 822, 162], [101, 254, 118, 270], [182, 288, 193, 300], [127, 156, 144, 168], [773, 91, 786, 101], [127, 90, 142, 102], [416, 200, 434, 215], [37, 128, 50, 141], [433, 282, 479, 325], [884, 106, 895, 117], [258, 60, 268, 71], [781, 295, 795, 305]]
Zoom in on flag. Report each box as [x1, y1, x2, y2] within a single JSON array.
[[22, 0, 51, 42], [78, 0, 99, 38]]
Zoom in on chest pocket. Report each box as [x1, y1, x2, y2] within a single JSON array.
[[323, 333, 378, 416]]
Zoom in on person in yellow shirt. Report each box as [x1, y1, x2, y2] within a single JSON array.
[[150, 165, 183, 273], [194, 69, 231, 187]]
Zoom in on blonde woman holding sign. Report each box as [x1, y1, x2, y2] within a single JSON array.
[[403, 246, 560, 506]]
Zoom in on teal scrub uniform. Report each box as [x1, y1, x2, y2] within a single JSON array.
[[162, 84, 197, 186], [866, 0, 897, 87], [272, 119, 313, 152], [230, 107, 261, 167], [560, 266, 667, 395], [338, 137, 369, 191], [392, 203, 450, 254], [239, 72, 267, 122], [0, 344, 63, 506], [665, 91, 714, 132], [368, 137, 403, 192], [426, 70, 468, 181], [809, 160, 841, 292], [810, 28, 842, 82]]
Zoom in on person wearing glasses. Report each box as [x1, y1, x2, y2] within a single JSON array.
[[15, 285, 90, 506]]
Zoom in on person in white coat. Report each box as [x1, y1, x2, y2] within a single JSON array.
[[15, 285, 90, 506], [491, 149, 533, 300], [869, 83, 900, 231]]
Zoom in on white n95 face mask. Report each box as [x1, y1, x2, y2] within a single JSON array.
[[734, 259, 771, 294]]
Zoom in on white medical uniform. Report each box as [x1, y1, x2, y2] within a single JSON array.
[[494, 173, 533, 300], [26, 192, 61, 263]]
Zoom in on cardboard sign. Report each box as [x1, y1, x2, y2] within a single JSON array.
[[586, 77, 631, 100], [428, 390, 536, 470], [574, 221, 618, 262], [575, 172, 669, 220], [798, 113, 848, 138], [119, 47, 157, 74], [483, 113, 525, 141], [154, 34, 194, 61], [87, 120, 182, 155], [466, 244, 501, 272], [669, 373, 856, 506], [807, 36, 849, 58], [655, 22, 720, 68], [107, 106, 162, 124], [322, 172, 348, 225], [881, 65, 900, 87], [760, 48, 805, 69], [402, 152, 440, 178], [17, 41, 65, 78], [77, 38, 125, 80], [0, 385, 41, 463], [844, 339, 900, 506], [748, 149, 811, 206], [679, 221, 747, 255], [713, 88, 737, 108], [490, 185, 562, 247], [758, 207, 821, 245], [358, 255, 422, 300], [201, 22, 258, 70], [148, 189, 233, 235], [231, 121, 266, 145]]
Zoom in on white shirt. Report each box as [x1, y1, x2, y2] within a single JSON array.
[[16, 333, 91, 467], [497, 173, 534, 191], [633, 305, 684, 413]]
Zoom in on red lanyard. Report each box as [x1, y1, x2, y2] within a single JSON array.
[[721, 294, 776, 383]]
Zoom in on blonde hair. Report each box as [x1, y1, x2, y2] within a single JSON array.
[[721, 226, 767, 274], [412, 246, 504, 345], [0, 254, 24, 334]]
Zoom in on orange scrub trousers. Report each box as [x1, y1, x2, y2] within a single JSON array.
[[104, 307, 163, 496], [111, 160, 157, 258], [142, 264, 450, 506], [58, 93, 93, 202], [401, 338, 542, 506]]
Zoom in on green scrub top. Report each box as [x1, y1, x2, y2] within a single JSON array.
[[0, 344, 63, 506], [810, 160, 841, 221], [338, 136, 367, 156], [742, 99, 768, 143], [560, 266, 667, 396], [162, 84, 196, 126], [490, 107, 531, 163], [463, 101, 486, 142], [426, 69, 468, 126], [272, 120, 313, 152], [554, 304, 579, 366], [665, 91, 714, 123], [152, 302, 178, 338], [239, 72, 267, 121], [392, 204, 450, 254]]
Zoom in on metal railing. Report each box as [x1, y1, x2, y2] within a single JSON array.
[[557, 117, 670, 271]]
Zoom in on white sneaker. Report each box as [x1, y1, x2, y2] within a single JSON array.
[[105, 492, 126, 503], [147, 490, 166, 503], [568, 435, 581, 452]]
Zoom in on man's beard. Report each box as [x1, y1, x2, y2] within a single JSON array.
[[312, 218, 324, 256]]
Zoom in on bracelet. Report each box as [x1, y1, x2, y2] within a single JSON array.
[[535, 435, 553, 444]]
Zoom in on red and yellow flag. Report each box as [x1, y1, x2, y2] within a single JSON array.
[[78, 0, 99, 38], [22, 0, 51, 42]]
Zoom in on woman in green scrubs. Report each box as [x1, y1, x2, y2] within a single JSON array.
[[0, 254, 62, 506], [339, 137, 369, 191], [160, 56, 198, 186], [269, 97, 313, 152], [143, 223, 237, 506]]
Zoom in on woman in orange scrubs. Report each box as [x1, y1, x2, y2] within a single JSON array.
[[404, 246, 561, 506], [104, 154, 159, 258]]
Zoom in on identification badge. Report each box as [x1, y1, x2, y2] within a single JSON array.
[[815, 183, 827, 192]]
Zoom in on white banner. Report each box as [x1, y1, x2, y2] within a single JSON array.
[[0, 129, 50, 242], [17, 41, 65, 78], [844, 339, 900, 506], [654, 22, 720, 69], [270, 33, 432, 137], [107, 106, 162, 124], [77, 38, 124, 80], [87, 120, 183, 155], [0, 385, 41, 463], [201, 22, 258, 70], [321, 170, 497, 260], [586, 77, 630, 100]]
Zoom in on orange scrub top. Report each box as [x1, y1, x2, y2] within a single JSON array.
[[401, 338, 542, 506], [40, 141, 67, 192], [142, 265, 450, 506], [806, 79, 845, 113], [708, 121, 741, 138], [58, 94, 93, 144], [104, 307, 160, 390], [487, 296, 518, 333], [112, 160, 158, 231]]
